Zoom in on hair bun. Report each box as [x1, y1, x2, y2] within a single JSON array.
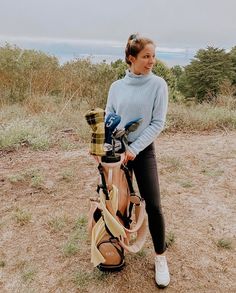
[[128, 33, 139, 43], [130, 34, 137, 40]]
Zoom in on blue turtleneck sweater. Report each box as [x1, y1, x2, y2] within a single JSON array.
[[105, 69, 168, 155]]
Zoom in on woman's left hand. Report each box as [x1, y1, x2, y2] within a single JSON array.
[[123, 150, 136, 164]]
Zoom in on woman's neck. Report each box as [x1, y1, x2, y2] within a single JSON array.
[[129, 67, 142, 75]]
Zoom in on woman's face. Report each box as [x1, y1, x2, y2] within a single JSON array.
[[129, 43, 156, 75]]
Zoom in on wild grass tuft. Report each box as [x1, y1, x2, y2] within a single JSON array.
[[62, 241, 79, 257], [48, 216, 68, 232], [13, 208, 32, 226], [60, 169, 74, 182], [128, 248, 147, 261], [8, 168, 44, 189], [217, 238, 233, 250], [29, 169, 44, 188], [22, 268, 37, 283], [73, 270, 93, 289], [0, 260, 6, 267], [136, 248, 147, 258], [180, 180, 194, 188], [73, 269, 109, 289], [200, 168, 224, 177], [15, 259, 37, 283], [166, 231, 175, 247], [75, 215, 88, 229], [59, 139, 77, 151], [160, 155, 183, 173], [8, 173, 25, 183], [62, 215, 88, 257]]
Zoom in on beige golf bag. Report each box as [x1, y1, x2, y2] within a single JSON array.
[[88, 154, 148, 271], [85, 108, 147, 271]]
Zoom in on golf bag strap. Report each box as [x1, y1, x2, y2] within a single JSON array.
[[124, 203, 146, 233], [97, 163, 109, 200], [119, 214, 148, 253], [97, 162, 133, 227], [103, 184, 146, 234], [121, 164, 142, 219], [101, 189, 147, 254], [121, 164, 135, 194], [88, 201, 99, 236], [104, 194, 147, 247], [116, 210, 132, 228]]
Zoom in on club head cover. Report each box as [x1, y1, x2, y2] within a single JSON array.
[[105, 113, 121, 144], [124, 118, 143, 134], [84, 107, 105, 156]]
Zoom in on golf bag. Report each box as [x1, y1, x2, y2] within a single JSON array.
[[85, 108, 147, 271]]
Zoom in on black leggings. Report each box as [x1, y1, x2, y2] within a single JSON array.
[[127, 143, 166, 254]]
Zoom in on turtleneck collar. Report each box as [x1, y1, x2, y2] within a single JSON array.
[[123, 69, 154, 85]]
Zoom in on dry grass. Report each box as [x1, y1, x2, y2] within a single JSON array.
[[1, 132, 235, 292], [0, 98, 90, 152], [166, 101, 236, 132], [1, 95, 236, 292], [1, 96, 236, 153]]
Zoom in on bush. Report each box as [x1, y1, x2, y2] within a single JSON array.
[[59, 58, 117, 109], [0, 43, 59, 103]]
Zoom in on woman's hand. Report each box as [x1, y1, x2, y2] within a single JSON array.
[[123, 150, 136, 164]]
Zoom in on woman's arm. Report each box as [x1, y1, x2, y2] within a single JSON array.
[[128, 80, 168, 155]]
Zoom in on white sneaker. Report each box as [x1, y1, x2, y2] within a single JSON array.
[[155, 255, 170, 288]]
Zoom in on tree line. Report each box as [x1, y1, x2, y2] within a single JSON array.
[[0, 43, 235, 108]]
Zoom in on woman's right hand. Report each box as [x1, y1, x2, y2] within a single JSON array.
[[123, 150, 136, 164]]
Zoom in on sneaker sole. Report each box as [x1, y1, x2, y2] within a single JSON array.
[[156, 282, 169, 289]]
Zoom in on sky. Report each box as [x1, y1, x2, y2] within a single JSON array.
[[0, 0, 235, 66]]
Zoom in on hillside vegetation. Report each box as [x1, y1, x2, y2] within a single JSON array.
[[0, 44, 236, 152]]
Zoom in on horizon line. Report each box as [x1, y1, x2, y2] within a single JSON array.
[[0, 35, 200, 54]]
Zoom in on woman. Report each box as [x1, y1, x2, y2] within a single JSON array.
[[105, 33, 170, 288]]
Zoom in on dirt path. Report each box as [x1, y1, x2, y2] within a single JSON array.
[[0, 131, 236, 292]]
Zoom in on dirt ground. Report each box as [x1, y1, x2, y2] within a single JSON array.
[[0, 131, 236, 293]]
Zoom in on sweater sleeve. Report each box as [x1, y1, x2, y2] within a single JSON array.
[[128, 80, 168, 155]]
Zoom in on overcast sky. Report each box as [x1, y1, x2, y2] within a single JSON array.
[[0, 0, 235, 50]]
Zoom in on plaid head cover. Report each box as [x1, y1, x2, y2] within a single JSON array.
[[85, 108, 105, 156]]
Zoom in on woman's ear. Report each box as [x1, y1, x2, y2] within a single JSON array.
[[128, 55, 135, 64]]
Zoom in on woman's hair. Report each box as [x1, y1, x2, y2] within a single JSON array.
[[125, 33, 155, 65]]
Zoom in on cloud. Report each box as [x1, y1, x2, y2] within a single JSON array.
[[0, 0, 235, 49]]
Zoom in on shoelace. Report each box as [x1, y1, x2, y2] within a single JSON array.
[[155, 257, 167, 272]]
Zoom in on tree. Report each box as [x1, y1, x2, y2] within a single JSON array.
[[182, 46, 234, 102], [171, 65, 183, 80], [152, 59, 177, 100], [229, 46, 236, 86], [111, 59, 127, 79]]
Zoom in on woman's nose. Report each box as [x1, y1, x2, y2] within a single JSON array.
[[149, 57, 155, 64]]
